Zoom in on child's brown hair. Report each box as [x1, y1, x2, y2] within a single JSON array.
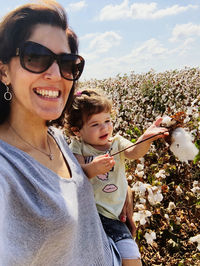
[[66, 89, 113, 136]]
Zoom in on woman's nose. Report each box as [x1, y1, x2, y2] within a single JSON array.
[[44, 61, 62, 81]]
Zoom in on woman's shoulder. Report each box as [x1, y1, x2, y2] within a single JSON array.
[[48, 126, 63, 138]]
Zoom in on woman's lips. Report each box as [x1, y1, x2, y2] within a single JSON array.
[[34, 88, 60, 98]]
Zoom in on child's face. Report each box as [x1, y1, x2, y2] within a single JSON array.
[[79, 112, 113, 147]]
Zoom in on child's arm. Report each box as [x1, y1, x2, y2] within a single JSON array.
[[124, 117, 169, 160], [74, 153, 115, 179]]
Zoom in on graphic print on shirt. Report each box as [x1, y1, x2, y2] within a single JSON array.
[[84, 155, 118, 192], [102, 184, 118, 193]]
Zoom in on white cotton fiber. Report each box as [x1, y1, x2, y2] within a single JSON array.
[[170, 128, 199, 162], [162, 115, 176, 127]]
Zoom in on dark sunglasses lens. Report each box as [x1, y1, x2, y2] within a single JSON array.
[[20, 42, 84, 80], [60, 55, 84, 80], [22, 43, 52, 73]]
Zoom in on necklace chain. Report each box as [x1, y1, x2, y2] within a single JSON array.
[[8, 122, 53, 160]]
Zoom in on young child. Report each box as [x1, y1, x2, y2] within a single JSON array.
[[66, 89, 168, 266]]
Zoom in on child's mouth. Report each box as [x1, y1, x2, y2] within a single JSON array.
[[99, 134, 108, 140]]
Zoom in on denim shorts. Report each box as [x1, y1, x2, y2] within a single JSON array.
[[99, 213, 133, 243], [99, 214, 141, 259]]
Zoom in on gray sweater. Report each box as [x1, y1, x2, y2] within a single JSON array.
[[0, 127, 121, 266]]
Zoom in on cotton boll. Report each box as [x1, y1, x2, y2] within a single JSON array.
[[175, 185, 183, 195], [144, 231, 156, 245], [170, 128, 199, 162], [133, 210, 152, 225], [162, 115, 176, 127], [136, 163, 144, 171], [155, 169, 166, 179], [135, 169, 144, 178], [189, 234, 200, 251], [191, 181, 200, 194], [167, 202, 176, 213], [147, 187, 163, 205]]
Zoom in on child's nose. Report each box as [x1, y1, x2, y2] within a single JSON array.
[[101, 123, 108, 130]]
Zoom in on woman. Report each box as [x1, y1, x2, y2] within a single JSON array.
[[0, 1, 125, 265]]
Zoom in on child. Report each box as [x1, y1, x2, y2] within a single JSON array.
[[66, 89, 168, 266]]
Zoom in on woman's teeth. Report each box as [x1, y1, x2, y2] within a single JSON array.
[[35, 89, 59, 98]]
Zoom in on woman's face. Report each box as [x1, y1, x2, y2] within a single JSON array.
[[6, 24, 73, 122]]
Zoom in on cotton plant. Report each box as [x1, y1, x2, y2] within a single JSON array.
[[189, 234, 200, 251], [155, 169, 167, 179], [132, 181, 164, 206], [162, 115, 199, 163], [135, 163, 145, 178], [132, 181, 150, 198], [175, 185, 183, 195], [135, 169, 145, 178], [167, 202, 176, 213], [133, 210, 152, 225], [170, 128, 199, 163], [80, 68, 200, 264], [147, 186, 163, 206], [191, 181, 200, 194], [144, 230, 156, 245]]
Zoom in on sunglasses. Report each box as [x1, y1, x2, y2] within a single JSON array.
[[16, 41, 85, 81]]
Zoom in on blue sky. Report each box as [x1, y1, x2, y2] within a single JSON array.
[[0, 0, 200, 80]]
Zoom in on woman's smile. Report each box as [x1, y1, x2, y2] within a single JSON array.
[[34, 87, 61, 99]]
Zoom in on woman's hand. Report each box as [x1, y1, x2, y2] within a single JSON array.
[[119, 186, 137, 237]]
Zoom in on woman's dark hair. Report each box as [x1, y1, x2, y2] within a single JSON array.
[[0, 0, 79, 126]]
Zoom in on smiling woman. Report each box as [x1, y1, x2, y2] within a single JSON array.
[[0, 1, 122, 265]]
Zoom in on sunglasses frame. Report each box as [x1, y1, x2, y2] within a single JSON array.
[[16, 41, 85, 81]]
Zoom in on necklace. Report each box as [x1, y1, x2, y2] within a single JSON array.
[[8, 122, 53, 160]]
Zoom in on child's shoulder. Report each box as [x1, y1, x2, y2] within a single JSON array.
[[111, 133, 132, 148], [112, 133, 127, 142], [69, 138, 82, 147]]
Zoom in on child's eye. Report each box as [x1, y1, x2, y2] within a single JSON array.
[[105, 120, 111, 123], [91, 123, 98, 127]]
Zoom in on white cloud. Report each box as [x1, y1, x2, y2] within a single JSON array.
[[168, 38, 195, 56], [82, 38, 169, 79], [87, 31, 122, 54], [130, 38, 167, 58], [79, 33, 98, 41], [99, 1, 198, 21], [81, 35, 199, 80], [67, 1, 86, 12], [170, 22, 200, 42]]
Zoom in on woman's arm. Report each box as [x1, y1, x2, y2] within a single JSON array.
[[119, 186, 136, 237], [74, 154, 115, 179]]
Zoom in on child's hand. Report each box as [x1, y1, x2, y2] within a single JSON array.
[[124, 117, 169, 159], [92, 154, 115, 176], [141, 117, 169, 142]]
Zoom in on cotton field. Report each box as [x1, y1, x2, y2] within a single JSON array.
[[79, 67, 200, 265]]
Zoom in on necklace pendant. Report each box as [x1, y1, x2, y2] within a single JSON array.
[[49, 154, 53, 160]]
